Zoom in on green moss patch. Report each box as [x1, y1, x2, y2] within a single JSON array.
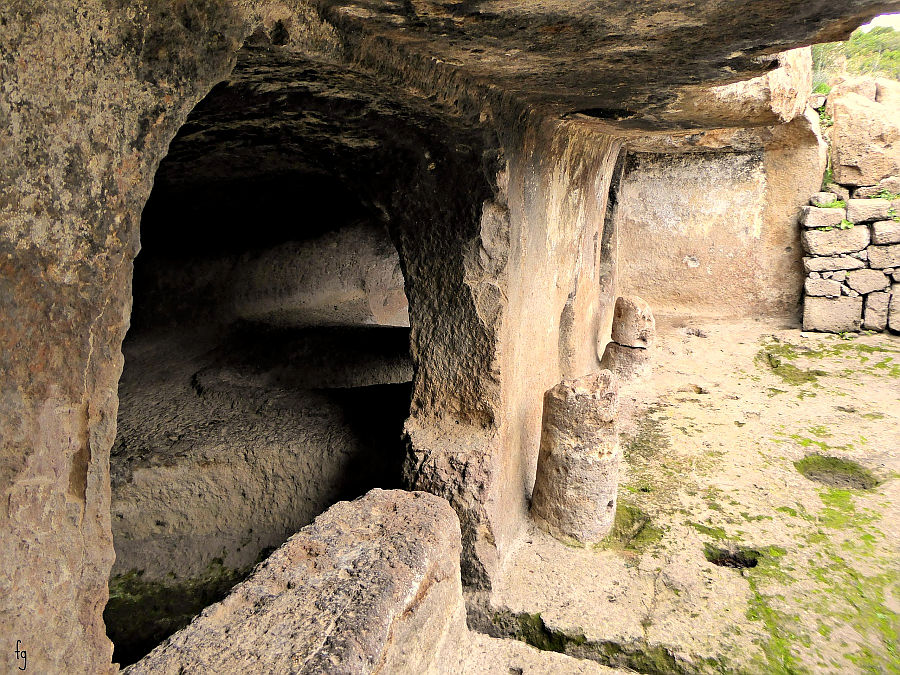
[[794, 454, 879, 490], [624, 406, 670, 461], [704, 544, 761, 569], [489, 609, 722, 674], [756, 336, 900, 380], [756, 350, 827, 385], [105, 556, 263, 666], [606, 502, 664, 551], [688, 521, 729, 541]]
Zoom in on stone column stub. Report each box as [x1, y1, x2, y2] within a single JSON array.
[[530, 370, 621, 546]]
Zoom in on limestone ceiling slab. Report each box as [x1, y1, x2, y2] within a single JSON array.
[[314, 0, 900, 128]]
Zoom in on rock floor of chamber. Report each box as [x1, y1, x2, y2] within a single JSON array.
[[484, 318, 899, 674]]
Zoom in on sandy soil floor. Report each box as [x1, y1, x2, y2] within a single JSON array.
[[487, 318, 899, 674]]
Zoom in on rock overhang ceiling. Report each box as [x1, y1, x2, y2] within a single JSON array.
[[143, 45, 499, 251], [143, 0, 900, 195], [308, 0, 900, 130]]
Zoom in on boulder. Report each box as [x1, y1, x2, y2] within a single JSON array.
[[799, 206, 845, 228], [826, 184, 853, 202], [127, 490, 466, 674], [808, 92, 827, 109], [803, 256, 866, 272], [875, 77, 900, 110], [890, 289, 900, 333], [863, 291, 890, 331], [825, 76, 877, 117], [805, 278, 841, 297], [809, 192, 839, 207], [845, 269, 889, 294], [868, 244, 900, 269], [609, 296, 655, 348], [830, 92, 900, 186], [846, 199, 892, 223], [803, 296, 863, 332], [689, 47, 812, 126], [872, 220, 900, 245], [853, 176, 900, 198], [530, 371, 620, 546], [801, 225, 869, 256]]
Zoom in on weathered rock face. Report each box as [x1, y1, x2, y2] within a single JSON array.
[[805, 277, 842, 298], [846, 198, 893, 223], [863, 291, 890, 331], [615, 110, 826, 317], [801, 205, 845, 228], [0, 4, 259, 672], [107, 324, 414, 663], [872, 220, 900, 245], [869, 244, 900, 269], [830, 87, 900, 186], [530, 372, 620, 545], [677, 47, 813, 128], [804, 255, 867, 272], [3, 0, 899, 670], [405, 121, 624, 587], [825, 75, 879, 114], [127, 489, 466, 674], [890, 289, 900, 332], [802, 225, 870, 256], [232, 225, 409, 327], [854, 175, 900, 198], [846, 269, 890, 294]]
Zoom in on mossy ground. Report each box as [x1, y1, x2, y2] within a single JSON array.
[[794, 454, 880, 490], [756, 335, 900, 387], [604, 502, 664, 551], [756, 349, 827, 385], [492, 322, 899, 675], [491, 609, 722, 674]]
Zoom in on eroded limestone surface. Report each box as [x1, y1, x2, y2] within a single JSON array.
[[111, 325, 412, 580], [126, 488, 624, 674], [107, 324, 413, 663], [830, 78, 900, 186], [615, 113, 828, 318], [600, 296, 657, 381], [127, 489, 467, 674], [3, 0, 900, 670]]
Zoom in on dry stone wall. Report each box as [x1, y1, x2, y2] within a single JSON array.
[[802, 76, 900, 333], [800, 189, 900, 333]]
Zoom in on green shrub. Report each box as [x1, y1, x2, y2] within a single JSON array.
[[819, 199, 845, 209], [813, 26, 900, 83]]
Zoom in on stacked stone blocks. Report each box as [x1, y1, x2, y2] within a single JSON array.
[[801, 181, 900, 333]]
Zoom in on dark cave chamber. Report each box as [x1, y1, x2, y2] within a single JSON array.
[[104, 44, 419, 666]]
